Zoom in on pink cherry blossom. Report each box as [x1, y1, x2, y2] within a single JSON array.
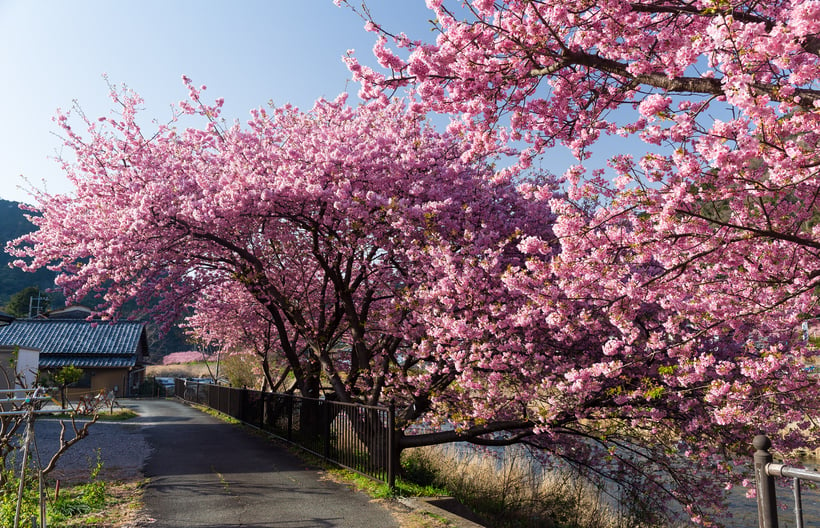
[[342, 0, 820, 522]]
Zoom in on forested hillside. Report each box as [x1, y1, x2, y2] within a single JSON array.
[[0, 199, 189, 353], [0, 199, 58, 306]]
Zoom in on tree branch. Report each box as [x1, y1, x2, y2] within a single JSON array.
[[41, 415, 98, 475], [398, 419, 535, 449], [531, 50, 820, 108]]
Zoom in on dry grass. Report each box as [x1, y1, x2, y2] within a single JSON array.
[[402, 445, 652, 528]]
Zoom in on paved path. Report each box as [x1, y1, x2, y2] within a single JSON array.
[[130, 399, 399, 528]]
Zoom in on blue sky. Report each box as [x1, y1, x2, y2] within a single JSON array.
[[0, 0, 648, 206], [0, 1, 442, 204]]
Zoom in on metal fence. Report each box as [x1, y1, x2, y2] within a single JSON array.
[[754, 434, 820, 528], [175, 380, 397, 487]]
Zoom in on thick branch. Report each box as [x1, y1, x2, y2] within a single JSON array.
[[531, 50, 820, 108], [41, 416, 98, 475], [398, 419, 535, 449], [675, 208, 820, 250]]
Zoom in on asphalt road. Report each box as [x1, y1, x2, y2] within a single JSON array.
[[131, 399, 399, 528]]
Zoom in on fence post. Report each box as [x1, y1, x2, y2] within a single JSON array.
[[754, 435, 779, 528], [323, 400, 331, 459], [263, 391, 268, 428], [387, 403, 397, 490], [287, 395, 293, 441]]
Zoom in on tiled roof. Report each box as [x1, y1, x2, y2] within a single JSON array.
[[41, 356, 137, 368], [0, 319, 148, 368]]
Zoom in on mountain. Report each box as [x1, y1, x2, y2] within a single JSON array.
[[0, 199, 59, 307], [0, 199, 191, 353]]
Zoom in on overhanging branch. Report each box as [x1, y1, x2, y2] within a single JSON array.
[[398, 419, 535, 449], [531, 50, 820, 108]]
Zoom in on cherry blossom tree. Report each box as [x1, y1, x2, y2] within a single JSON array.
[[183, 281, 295, 392], [6, 79, 560, 456], [343, 0, 820, 333], [342, 0, 820, 522]]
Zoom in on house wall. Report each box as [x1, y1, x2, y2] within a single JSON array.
[[15, 348, 39, 389], [92, 369, 128, 397], [62, 368, 131, 400], [0, 346, 41, 412], [0, 347, 13, 392], [0, 345, 40, 391]]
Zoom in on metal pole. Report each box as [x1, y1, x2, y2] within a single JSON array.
[[14, 412, 34, 528], [754, 435, 779, 528], [794, 477, 804, 528], [387, 403, 396, 490], [287, 395, 293, 441], [323, 401, 331, 459], [39, 469, 46, 528]]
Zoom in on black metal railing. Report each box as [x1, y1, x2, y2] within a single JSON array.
[[175, 380, 397, 487], [754, 434, 820, 528]]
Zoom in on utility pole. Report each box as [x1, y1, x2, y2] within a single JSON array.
[[28, 293, 48, 318]]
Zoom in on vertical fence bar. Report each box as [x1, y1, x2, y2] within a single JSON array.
[[341, 407, 349, 468], [183, 384, 393, 484], [287, 395, 293, 441], [387, 403, 396, 490], [794, 477, 804, 528], [323, 400, 331, 459], [754, 435, 779, 528]]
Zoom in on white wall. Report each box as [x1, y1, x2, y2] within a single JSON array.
[[14, 347, 39, 389]]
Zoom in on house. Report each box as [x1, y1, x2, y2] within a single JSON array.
[[0, 316, 149, 398], [0, 345, 39, 392]]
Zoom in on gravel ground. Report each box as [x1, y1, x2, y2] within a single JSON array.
[[27, 403, 152, 483]]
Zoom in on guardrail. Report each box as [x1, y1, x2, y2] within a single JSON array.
[[175, 380, 397, 487], [754, 434, 820, 528]]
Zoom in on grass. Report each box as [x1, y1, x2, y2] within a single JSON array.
[[326, 467, 448, 500], [194, 404, 241, 424], [1, 461, 145, 528], [397, 445, 667, 528], [47, 409, 138, 421], [47, 479, 146, 528]]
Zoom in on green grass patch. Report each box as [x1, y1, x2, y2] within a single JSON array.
[[0, 450, 144, 528], [193, 404, 241, 424], [328, 467, 448, 500], [46, 409, 138, 421]]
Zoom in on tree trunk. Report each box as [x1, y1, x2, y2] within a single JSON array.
[[296, 364, 324, 439]]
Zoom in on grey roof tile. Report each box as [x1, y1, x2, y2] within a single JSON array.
[[0, 319, 148, 368], [40, 356, 137, 368]]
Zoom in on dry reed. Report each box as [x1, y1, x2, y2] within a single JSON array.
[[401, 444, 670, 528]]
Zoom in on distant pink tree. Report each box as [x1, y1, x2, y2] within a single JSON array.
[[183, 281, 294, 392], [161, 351, 213, 366]]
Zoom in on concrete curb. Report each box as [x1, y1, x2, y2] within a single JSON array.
[[398, 497, 488, 528]]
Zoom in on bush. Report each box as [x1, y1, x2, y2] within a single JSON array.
[[0, 470, 39, 528], [0, 450, 109, 528]]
